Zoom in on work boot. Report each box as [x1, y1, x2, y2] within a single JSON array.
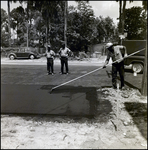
[[121, 86, 126, 90]]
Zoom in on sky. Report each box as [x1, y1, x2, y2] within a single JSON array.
[[1, 1, 143, 26]]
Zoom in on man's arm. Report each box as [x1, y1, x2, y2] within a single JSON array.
[[123, 46, 128, 57], [103, 50, 110, 68], [42, 51, 47, 56], [103, 60, 109, 68]]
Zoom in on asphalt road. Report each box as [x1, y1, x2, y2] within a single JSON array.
[[1, 60, 143, 116]]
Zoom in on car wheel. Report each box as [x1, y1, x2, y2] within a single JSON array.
[[132, 63, 143, 73], [9, 54, 15, 60], [30, 54, 35, 59]]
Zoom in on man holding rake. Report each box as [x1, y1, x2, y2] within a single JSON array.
[[103, 42, 127, 90]]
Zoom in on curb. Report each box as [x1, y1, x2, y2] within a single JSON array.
[[1, 56, 107, 66]]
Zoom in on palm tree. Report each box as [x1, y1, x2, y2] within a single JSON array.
[[64, 1, 68, 47], [7, 0, 11, 47]]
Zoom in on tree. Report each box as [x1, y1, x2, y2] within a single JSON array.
[[7, 0, 23, 46], [10, 6, 25, 45], [116, 0, 133, 36], [67, 1, 95, 52], [1, 8, 9, 47], [117, 1, 147, 36], [1, 9, 8, 29], [33, 1, 65, 50], [124, 6, 147, 40]]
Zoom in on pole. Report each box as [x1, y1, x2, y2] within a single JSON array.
[[50, 48, 145, 93], [64, 1, 67, 47], [27, 21, 29, 50], [141, 42, 147, 96]]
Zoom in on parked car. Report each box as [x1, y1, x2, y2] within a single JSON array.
[[7, 47, 42, 60], [122, 40, 146, 73]]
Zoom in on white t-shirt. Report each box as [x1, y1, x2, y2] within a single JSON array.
[[59, 47, 71, 57], [46, 50, 55, 59]]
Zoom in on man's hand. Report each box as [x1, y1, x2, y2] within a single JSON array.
[[103, 65, 106, 68], [103, 61, 108, 68]]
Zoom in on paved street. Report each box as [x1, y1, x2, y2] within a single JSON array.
[[1, 57, 144, 116]]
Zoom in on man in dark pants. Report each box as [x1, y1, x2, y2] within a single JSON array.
[[58, 43, 72, 74], [103, 42, 127, 90], [43, 45, 55, 75]]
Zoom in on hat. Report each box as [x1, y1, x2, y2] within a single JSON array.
[[106, 43, 113, 48], [47, 44, 50, 48]]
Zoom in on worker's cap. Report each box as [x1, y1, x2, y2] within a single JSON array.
[[47, 44, 51, 48], [106, 43, 113, 48]]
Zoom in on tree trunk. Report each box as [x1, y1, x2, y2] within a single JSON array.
[[27, 22, 29, 49], [27, 1, 29, 50], [141, 43, 147, 96], [122, 1, 126, 34], [119, 0, 122, 34], [7, 0, 11, 47], [64, 1, 68, 47], [46, 8, 48, 51]]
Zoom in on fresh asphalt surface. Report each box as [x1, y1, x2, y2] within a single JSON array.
[[1, 57, 143, 116]]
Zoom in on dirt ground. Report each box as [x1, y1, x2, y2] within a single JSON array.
[[1, 87, 147, 149]]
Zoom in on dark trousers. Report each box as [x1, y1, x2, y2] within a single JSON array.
[[60, 57, 69, 73], [112, 61, 124, 88], [47, 58, 54, 73]]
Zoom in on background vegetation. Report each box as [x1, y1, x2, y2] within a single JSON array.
[[1, 1, 147, 53]]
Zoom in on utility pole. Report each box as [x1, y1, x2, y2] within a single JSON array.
[[7, 0, 11, 47], [27, 21, 29, 50], [141, 42, 147, 96], [64, 1, 67, 47]]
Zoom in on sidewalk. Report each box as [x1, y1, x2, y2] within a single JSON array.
[[1, 56, 108, 66]]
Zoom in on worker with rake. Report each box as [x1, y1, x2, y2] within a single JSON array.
[[103, 42, 127, 90]]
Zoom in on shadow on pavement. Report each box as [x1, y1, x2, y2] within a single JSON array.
[[41, 85, 98, 118], [2, 85, 113, 124], [124, 102, 147, 140], [1, 84, 100, 118]]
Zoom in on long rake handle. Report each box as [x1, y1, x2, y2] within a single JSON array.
[[51, 66, 104, 91], [50, 48, 145, 92]]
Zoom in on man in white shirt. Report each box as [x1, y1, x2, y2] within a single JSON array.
[[58, 43, 72, 74], [103, 42, 127, 90], [43, 45, 55, 75]]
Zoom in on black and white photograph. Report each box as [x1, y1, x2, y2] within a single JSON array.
[[1, 0, 147, 149]]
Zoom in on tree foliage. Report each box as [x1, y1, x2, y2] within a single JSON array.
[[124, 6, 147, 40], [1, 1, 119, 52], [1, 8, 9, 47]]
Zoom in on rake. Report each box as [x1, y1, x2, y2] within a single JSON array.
[[50, 48, 145, 94]]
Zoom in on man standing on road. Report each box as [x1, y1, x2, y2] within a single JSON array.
[[43, 45, 55, 75], [103, 42, 127, 90], [58, 43, 72, 74]]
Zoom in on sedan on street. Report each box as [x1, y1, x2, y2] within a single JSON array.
[[7, 47, 42, 60]]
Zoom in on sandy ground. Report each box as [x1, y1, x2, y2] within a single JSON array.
[[1, 87, 147, 149]]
